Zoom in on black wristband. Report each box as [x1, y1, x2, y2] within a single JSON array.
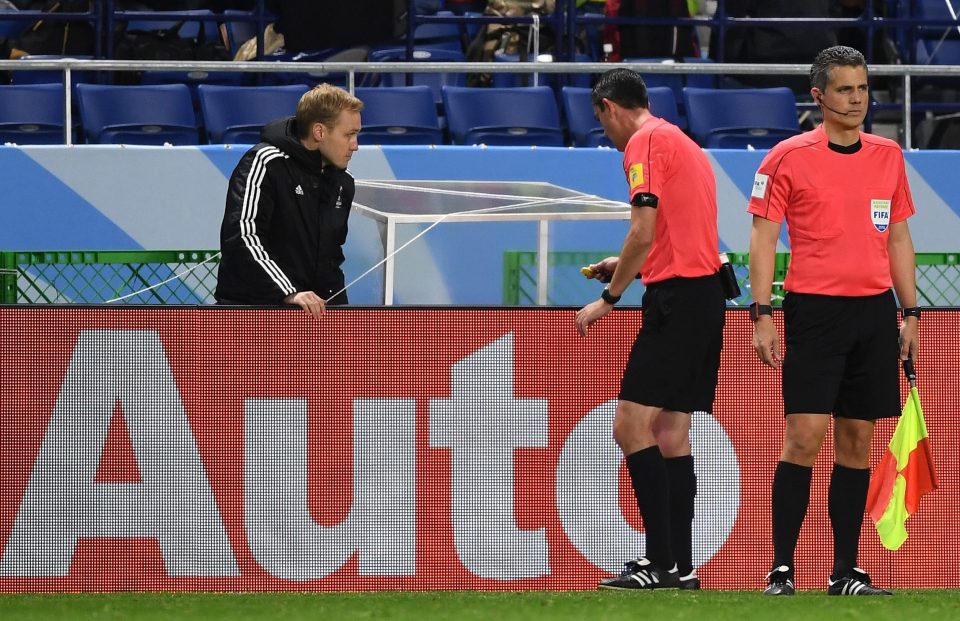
[[902, 307, 921, 320], [749, 302, 773, 322], [601, 287, 621, 305]]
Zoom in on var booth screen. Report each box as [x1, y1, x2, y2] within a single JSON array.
[[0, 307, 956, 592]]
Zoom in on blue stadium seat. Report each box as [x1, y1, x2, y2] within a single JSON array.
[[369, 47, 467, 105], [682, 87, 801, 149], [561, 86, 682, 148], [462, 10, 485, 41], [198, 84, 309, 144], [0, 14, 28, 39], [223, 9, 259, 56], [914, 0, 960, 42], [442, 86, 565, 146], [355, 86, 443, 145], [626, 58, 679, 95], [0, 84, 68, 145], [679, 57, 716, 89], [561, 86, 611, 148], [413, 11, 467, 52], [909, 1, 960, 88], [492, 51, 592, 89], [625, 57, 716, 107], [916, 38, 960, 65], [140, 68, 245, 96], [9, 55, 95, 97], [646, 86, 683, 129], [76, 83, 200, 145], [258, 47, 373, 89]]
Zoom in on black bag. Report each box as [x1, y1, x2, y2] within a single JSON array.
[[718, 255, 742, 300], [114, 18, 230, 61], [115, 22, 194, 60]]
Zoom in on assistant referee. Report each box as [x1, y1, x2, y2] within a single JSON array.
[[748, 46, 920, 597]]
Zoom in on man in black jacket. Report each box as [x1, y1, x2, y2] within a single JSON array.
[[215, 83, 362, 319]]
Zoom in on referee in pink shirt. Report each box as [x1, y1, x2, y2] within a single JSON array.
[[748, 46, 920, 596], [576, 68, 726, 591]]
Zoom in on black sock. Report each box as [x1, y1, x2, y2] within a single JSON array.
[[771, 461, 813, 571], [665, 455, 696, 576], [829, 463, 870, 578], [625, 446, 674, 571]]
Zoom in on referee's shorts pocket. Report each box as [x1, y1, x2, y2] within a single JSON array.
[[641, 287, 673, 330], [783, 292, 831, 339]]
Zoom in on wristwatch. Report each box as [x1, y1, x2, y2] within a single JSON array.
[[601, 287, 622, 305], [749, 302, 773, 322], [901, 307, 921, 320]]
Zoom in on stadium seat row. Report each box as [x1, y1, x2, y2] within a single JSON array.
[[0, 83, 802, 149]]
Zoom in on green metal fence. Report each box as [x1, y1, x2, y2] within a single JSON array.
[[3, 249, 957, 307], [0, 250, 220, 304], [503, 251, 960, 306]]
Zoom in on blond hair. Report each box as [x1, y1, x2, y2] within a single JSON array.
[[295, 84, 364, 138]]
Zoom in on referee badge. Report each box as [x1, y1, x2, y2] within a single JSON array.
[[871, 199, 891, 232], [751, 173, 768, 199], [628, 163, 644, 189]]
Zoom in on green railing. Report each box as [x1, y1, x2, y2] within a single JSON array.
[[0, 250, 220, 304], [503, 251, 960, 306]]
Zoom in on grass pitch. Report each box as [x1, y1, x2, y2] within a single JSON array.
[[2, 589, 960, 621]]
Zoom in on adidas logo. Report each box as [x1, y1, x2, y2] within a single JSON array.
[[294, 185, 304, 196]]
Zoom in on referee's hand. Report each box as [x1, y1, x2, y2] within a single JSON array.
[[576, 298, 613, 337], [584, 256, 619, 283], [284, 291, 327, 321], [899, 316, 918, 361], [752, 317, 782, 368]]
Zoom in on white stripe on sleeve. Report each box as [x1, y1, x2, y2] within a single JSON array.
[[239, 146, 297, 296]]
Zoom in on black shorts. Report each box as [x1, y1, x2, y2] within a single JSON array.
[[782, 290, 900, 420], [619, 273, 725, 413]]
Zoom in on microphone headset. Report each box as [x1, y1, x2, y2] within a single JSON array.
[[817, 93, 852, 116]]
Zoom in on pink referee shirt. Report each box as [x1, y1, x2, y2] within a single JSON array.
[[748, 125, 916, 296], [623, 116, 720, 285]]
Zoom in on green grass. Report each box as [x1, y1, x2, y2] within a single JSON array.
[[2, 590, 960, 621]]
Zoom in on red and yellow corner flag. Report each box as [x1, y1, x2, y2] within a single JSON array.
[[866, 359, 938, 551]]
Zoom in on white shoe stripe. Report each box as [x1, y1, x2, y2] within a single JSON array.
[[837, 580, 875, 595], [629, 570, 659, 586]]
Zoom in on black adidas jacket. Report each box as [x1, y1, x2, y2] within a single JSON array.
[[215, 118, 354, 305]]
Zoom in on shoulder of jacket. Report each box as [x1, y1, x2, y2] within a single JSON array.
[[246, 144, 288, 163], [237, 145, 288, 176]]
